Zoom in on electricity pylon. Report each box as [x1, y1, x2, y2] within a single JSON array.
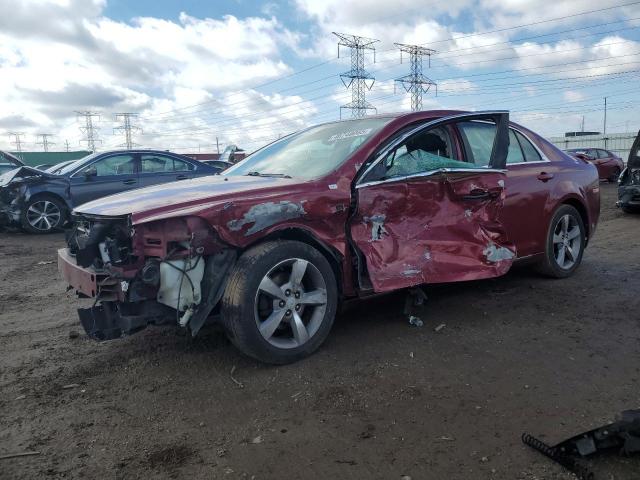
[[333, 32, 379, 118], [394, 43, 437, 111]]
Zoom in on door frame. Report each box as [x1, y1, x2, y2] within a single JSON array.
[[348, 111, 515, 293], [355, 111, 510, 189]]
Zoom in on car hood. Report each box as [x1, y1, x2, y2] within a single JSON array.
[[0, 166, 57, 187], [74, 174, 302, 222], [0, 151, 25, 167]]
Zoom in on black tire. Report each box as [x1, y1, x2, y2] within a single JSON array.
[[621, 205, 640, 214], [608, 168, 620, 183], [534, 205, 586, 278], [20, 195, 67, 234], [221, 240, 338, 364]]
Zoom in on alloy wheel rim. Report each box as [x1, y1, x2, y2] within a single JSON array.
[[254, 258, 328, 349], [26, 200, 61, 231], [552, 214, 582, 270]]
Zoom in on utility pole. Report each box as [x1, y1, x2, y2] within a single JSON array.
[[216, 136, 220, 154], [65, 140, 70, 152], [394, 43, 437, 111], [603, 97, 608, 135], [581, 116, 585, 133], [8, 132, 25, 159], [36, 133, 55, 152], [113, 113, 141, 149], [76, 111, 101, 152], [333, 32, 379, 118]]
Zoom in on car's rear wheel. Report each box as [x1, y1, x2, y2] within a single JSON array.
[[21, 195, 66, 234], [221, 240, 338, 364], [608, 168, 620, 183], [534, 205, 586, 278]]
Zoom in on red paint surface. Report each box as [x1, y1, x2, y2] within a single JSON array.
[[351, 172, 514, 292]]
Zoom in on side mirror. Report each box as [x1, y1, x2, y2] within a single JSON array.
[[83, 167, 97, 179]]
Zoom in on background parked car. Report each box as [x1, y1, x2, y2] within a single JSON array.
[[0, 149, 219, 233], [0, 150, 25, 174], [565, 148, 624, 182]]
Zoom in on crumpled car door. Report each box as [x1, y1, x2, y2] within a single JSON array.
[[349, 111, 516, 293]]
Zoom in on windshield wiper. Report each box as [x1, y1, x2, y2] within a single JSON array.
[[245, 171, 292, 179]]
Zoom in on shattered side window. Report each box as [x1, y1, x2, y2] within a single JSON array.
[[383, 127, 471, 178]]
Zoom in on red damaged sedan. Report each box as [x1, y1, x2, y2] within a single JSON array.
[[58, 111, 600, 364]]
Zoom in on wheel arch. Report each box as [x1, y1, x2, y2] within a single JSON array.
[[244, 227, 345, 296], [25, 190, 70, 212], [559, 196, 590, 241]]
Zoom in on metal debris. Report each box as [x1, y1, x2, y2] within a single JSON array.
[[229, 366, 244, 388], [0, 451, 40, 460], [408, 316, 423, 327], [522, 409, 640, 480], [434, 323, 446, 332]]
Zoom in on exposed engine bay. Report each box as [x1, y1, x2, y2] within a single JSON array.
[[61, 214, 236, 340]]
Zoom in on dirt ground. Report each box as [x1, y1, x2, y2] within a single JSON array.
[[1, 183, 639, 480]]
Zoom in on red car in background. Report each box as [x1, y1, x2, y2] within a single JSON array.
[[565, 148, 624, 182], [58, 110, 600, 364]]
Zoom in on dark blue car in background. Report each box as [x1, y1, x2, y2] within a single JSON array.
[[0, 150, 221, 233]]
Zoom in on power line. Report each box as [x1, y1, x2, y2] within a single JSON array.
[[136, 21, 640, 128], [35, 133, 55, 152], [141, 59, 640, 139], [113, 113, 142, 149], [142, 34, 640, 131], [76, 111, 101, 152], [394, 43, 437, 111]]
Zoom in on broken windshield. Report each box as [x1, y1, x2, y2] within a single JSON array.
[[224, 118, 391, 180]]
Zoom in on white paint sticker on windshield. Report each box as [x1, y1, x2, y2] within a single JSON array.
[[327, 128, 373, 143]]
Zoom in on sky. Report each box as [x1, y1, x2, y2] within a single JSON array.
[[1, 0, 639, 153]]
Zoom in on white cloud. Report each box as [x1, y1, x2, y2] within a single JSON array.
[[2, 0, 640, 152], [0, 0, 307, 151], [563, 90, 585, 102]]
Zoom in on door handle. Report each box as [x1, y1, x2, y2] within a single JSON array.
[[537, 172, 554, 182], [122, 179, 137, 185], [176, 174, 188, 180]]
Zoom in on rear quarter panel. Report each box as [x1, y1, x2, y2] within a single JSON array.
[[531, 132, 600, 241]]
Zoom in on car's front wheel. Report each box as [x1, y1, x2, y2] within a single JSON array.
[[535, 205, 586, 278], [222, 240, 338, 364], [21, 195, 67, 234]]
